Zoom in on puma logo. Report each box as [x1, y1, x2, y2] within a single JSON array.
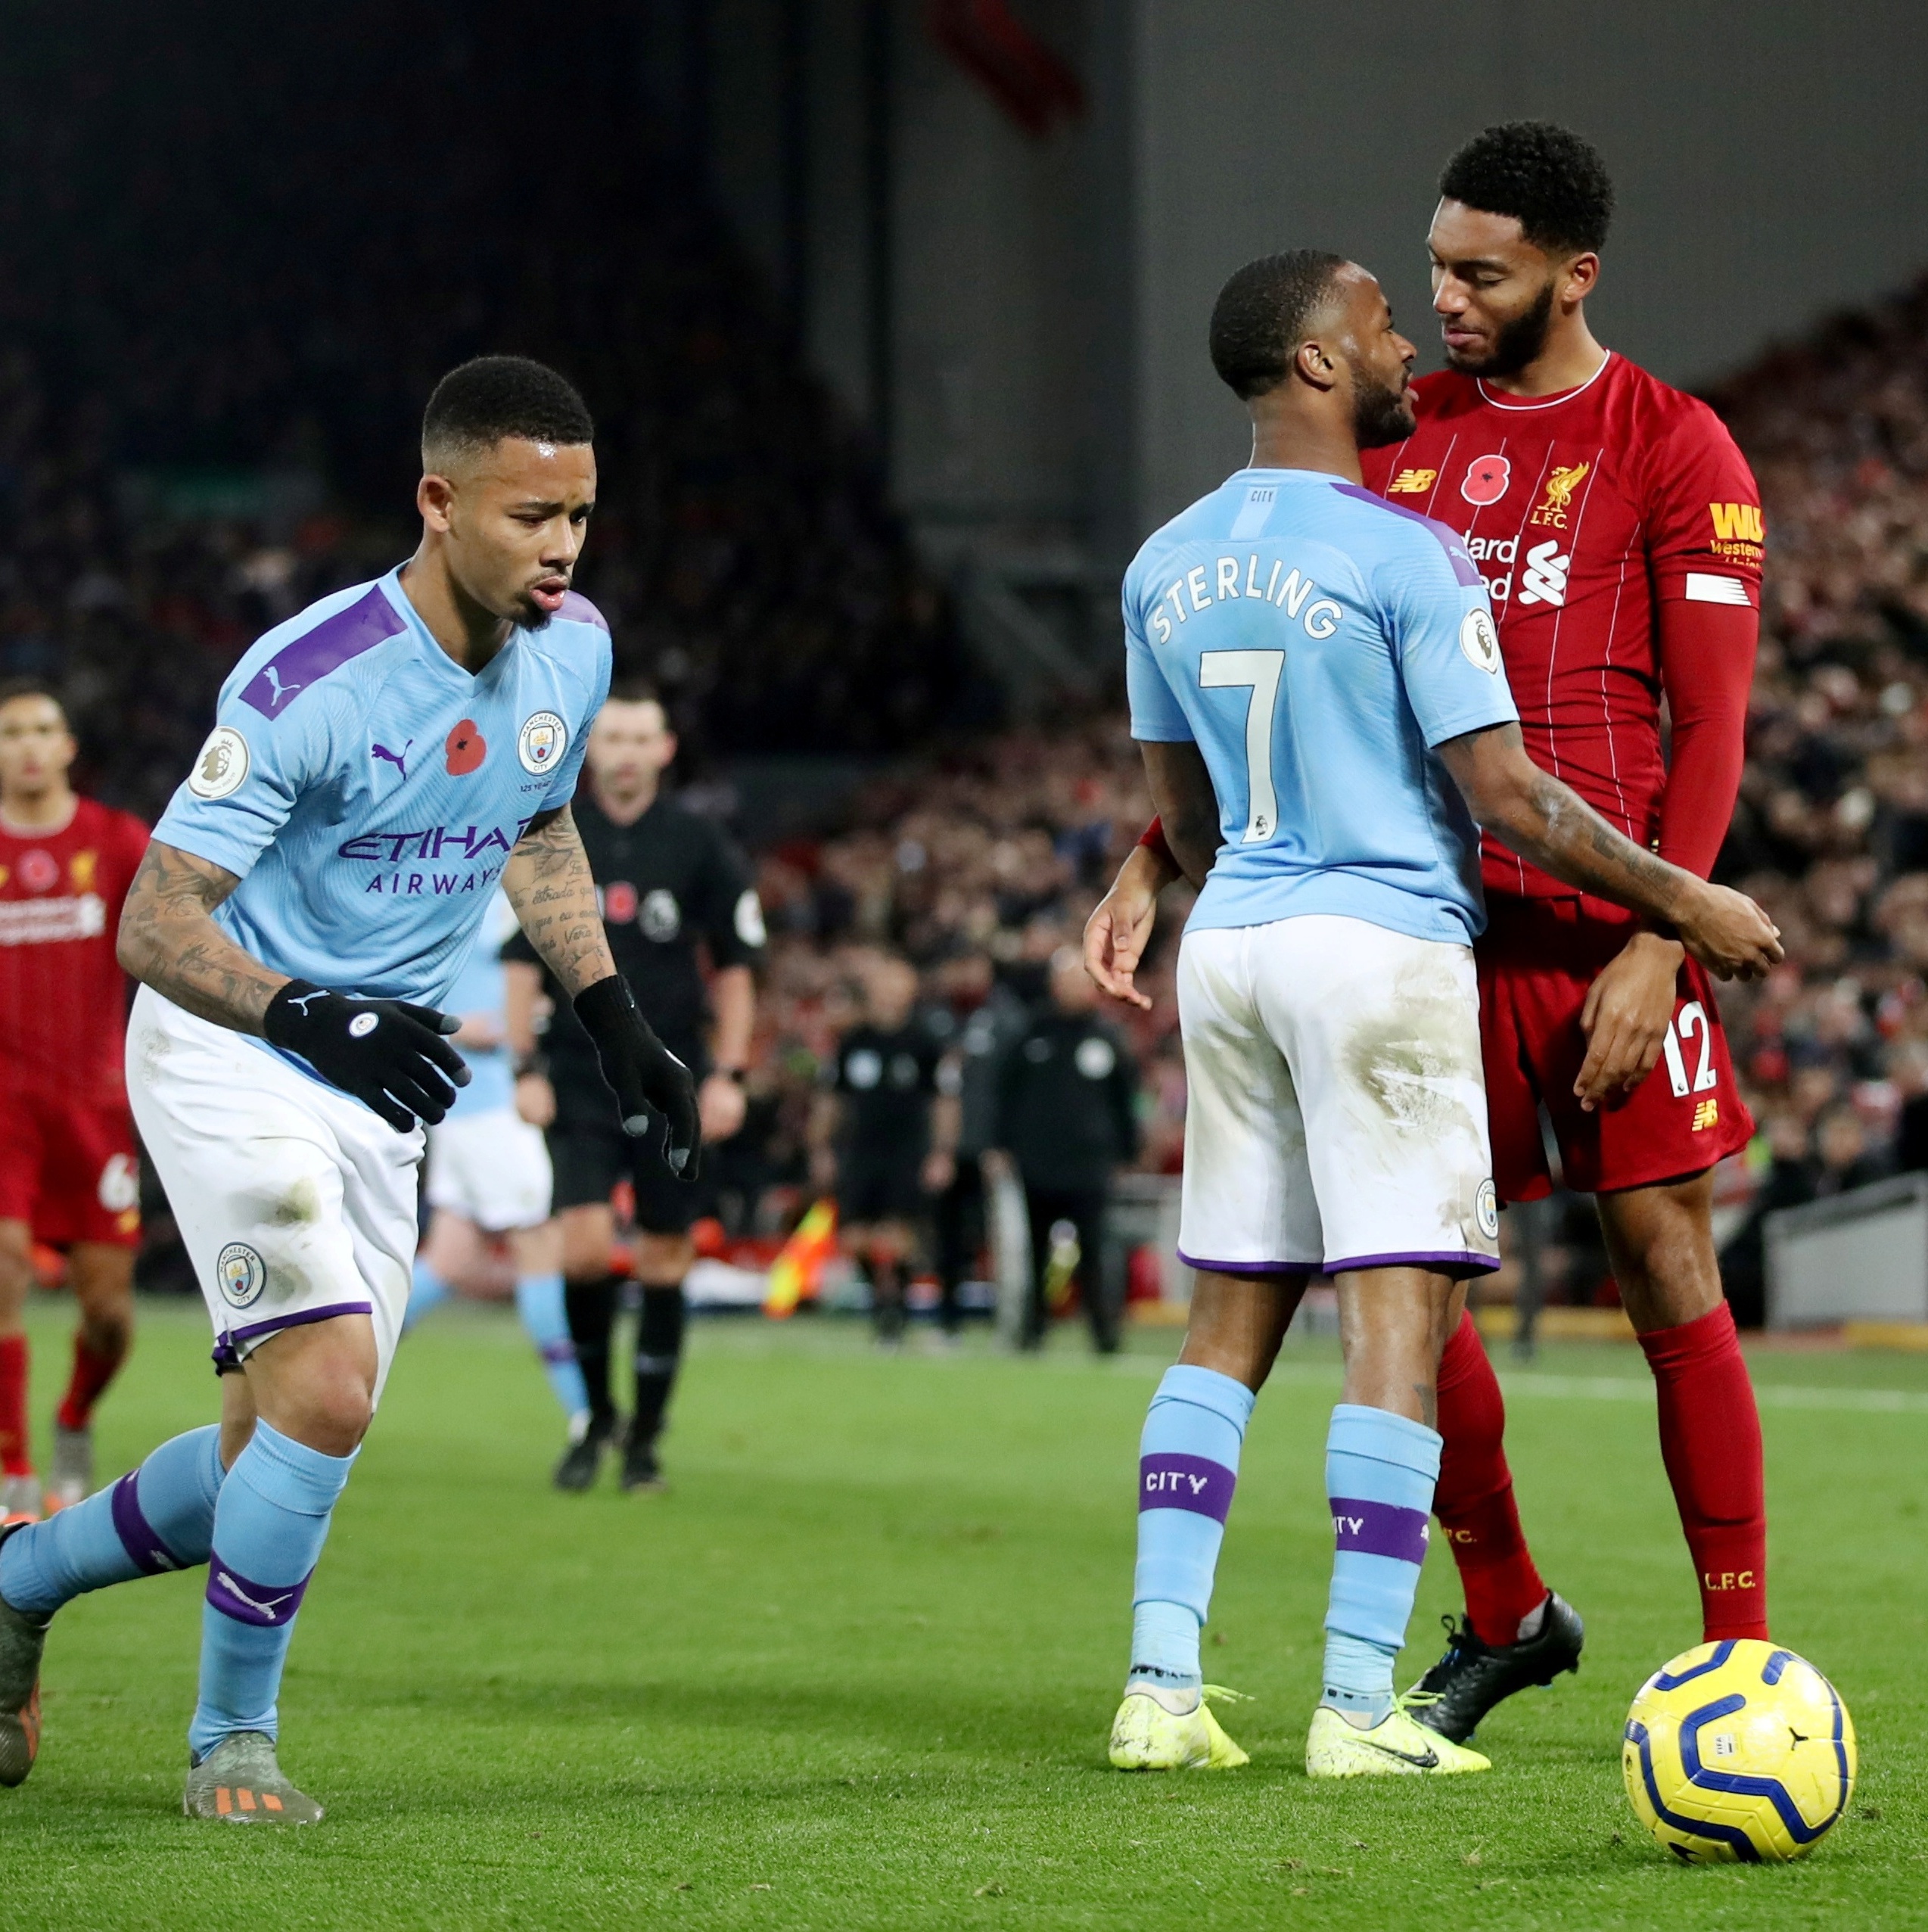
[[261, 665, 300, 708], [372, 739, 412, 780], [216, 1572, 294, 1619], [286, 991, 328, 1015]]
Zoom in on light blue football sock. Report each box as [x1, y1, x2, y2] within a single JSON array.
[[1321, 1402, 1443, 1723], [191, 1422, 355, 1758], [1129, 1364, 1255, 1694], [515, 1270, 589, 1420], [403, 1258, 452, 1333], [0, 1424, 225, 1617]]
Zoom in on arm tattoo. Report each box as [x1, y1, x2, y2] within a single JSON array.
[[502, 805, 619, 998], [1513, 769, 1686, 926], [115, 841, 287, 1034]]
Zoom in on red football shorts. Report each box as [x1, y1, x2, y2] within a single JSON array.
[[0, 1076, 141, 1246], [1478, 897, 1754, 1202]]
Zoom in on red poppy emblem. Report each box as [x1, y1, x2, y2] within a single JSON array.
[[1460, 454, 1512, 507], [446, 720, 487, 776]]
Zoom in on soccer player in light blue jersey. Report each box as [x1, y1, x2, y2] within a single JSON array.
[[1100, 253, 1781, 1779], [402, 888, 589, 1437], [0, 356, 699, 1821]]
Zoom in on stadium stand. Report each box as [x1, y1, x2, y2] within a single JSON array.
[[0, 2, 962, 830], [2, 9, 1924, 1314]]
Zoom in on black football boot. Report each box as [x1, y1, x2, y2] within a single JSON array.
[[1405, 1591, 1585, 1744]]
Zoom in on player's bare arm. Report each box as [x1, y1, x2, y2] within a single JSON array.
[[1137, 742, 1222, 891], [1572, 932, 1689, 1111], [116, 839, 287, 1033], [701, 963, 754, 1141], [1083, 841, 1180, 1010], [1438, 724, 1781, 980], [504, 801, 701, 1173], [502, 805, 617, 996]]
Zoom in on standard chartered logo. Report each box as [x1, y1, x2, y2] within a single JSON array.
[[1516, 540, 1571, 608]]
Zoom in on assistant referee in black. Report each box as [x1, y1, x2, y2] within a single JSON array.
[[505, 680, 763, 1491]]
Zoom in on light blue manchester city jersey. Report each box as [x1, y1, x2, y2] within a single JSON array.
[[154, 568, 611, 1009], [1124, 468, 1518, 944]]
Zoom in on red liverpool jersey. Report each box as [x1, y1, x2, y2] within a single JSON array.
[[1360, 354, 1763, 901], [0, 796, 149, 1101]]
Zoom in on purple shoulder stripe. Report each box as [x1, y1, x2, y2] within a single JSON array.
[[1330, 481, 1482, 588], [239, 586, 408, 718], [558, 590, 610, 633]]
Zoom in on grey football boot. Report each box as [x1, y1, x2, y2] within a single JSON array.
[[0, 1523, 50, 1786], [184, 1730, 325, 1823]]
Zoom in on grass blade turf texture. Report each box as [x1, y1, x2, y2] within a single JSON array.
[[5, 1300, 1920, 1928]]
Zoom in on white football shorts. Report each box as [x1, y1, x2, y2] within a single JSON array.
[[1176, 913, 1500, 1277], [126, 985, 421, 1398], [425, 1106, 552, 1231]]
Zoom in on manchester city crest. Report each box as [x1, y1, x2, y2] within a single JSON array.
[[216, 1242, 269, 1308], [518, 711, 568, 774]]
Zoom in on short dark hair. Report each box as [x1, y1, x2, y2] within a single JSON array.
[[605, 677, 666, 711], [421, 355, 594, 466], [1438, 121, 1614, 257], [0, 676, 66, 723], [1208, 251, 1348, 400]]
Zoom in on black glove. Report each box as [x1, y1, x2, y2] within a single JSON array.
[[573, 973, 701, 1179], [263, 979, 470, 1132]]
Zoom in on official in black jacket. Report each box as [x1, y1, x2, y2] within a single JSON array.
[[991, 947, 1141, 1352], [505, 683, 763, 1489]]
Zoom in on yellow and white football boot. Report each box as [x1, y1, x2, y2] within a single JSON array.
[[1109, 1682, 1250, 1770], [1305, 1697, 1491, 1778]]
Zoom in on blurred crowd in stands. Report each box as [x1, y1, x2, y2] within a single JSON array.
[[0, 3, 962, 829], [6, 8, 1928, 1324], [1699, 275, 1928, 1318]]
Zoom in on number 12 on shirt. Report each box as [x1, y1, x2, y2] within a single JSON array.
[[1199, 649, 1284, 843]]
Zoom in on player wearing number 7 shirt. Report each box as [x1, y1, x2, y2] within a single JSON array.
[[1092, 123, 1772, 1744]]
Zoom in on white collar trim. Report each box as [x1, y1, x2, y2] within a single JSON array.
[[1476, 353, 1613, 412]]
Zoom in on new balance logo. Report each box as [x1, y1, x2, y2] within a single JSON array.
[[261, 666, 301, 708], [1516, 540, 1570, 607], [372, 740, 413, 780]]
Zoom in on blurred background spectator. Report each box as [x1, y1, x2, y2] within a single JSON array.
[[7, 8, 1928, 1330]]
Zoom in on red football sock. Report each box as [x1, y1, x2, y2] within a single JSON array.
[[1637, 1301, 1768, 1641], [0, 1333, 30, 1476], [1433, 1309, 1547, 1646], [56, 1330, 126, 1432]]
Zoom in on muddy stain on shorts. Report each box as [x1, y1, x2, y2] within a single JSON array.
[[1343, 954, 1482, 1145]]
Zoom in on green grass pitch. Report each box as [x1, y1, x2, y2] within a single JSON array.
[[6, 1297, 1925, 1929]]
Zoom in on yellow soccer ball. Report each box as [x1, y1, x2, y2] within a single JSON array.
[[1622, 1639, 1855, 1863]]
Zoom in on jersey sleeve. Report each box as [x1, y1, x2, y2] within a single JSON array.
[[1375, 524, 1520, 746], [151, 685, 333, 881], [1122, 569, 1193, 743], [542, 633, 613, 810], [693, 823, 767, 970], [1644, 403, 1765, 611]]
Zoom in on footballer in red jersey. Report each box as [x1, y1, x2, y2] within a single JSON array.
[[0, 680, 151, 1523], [1088, 123, 1772, 1741]]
